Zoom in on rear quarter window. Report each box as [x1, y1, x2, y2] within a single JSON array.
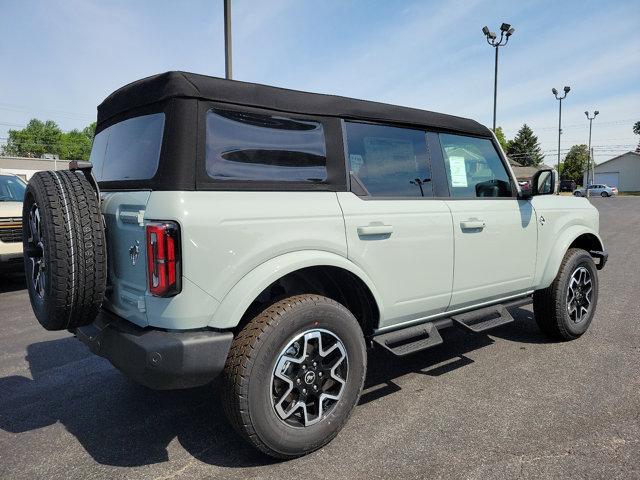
[[90, 113, 165, 182], [205, 108, 327, 183]]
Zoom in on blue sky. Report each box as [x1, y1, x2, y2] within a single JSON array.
[[1, 0, 638, 165]]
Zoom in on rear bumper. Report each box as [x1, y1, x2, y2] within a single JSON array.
[[75, 308, 233, 390]]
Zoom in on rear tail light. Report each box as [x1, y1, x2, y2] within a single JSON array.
[[146, 221, 181, 297]]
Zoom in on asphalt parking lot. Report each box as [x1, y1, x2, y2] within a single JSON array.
[[0, 197, 638, 480]]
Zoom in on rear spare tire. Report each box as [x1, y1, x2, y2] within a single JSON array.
[[22, 170, 107, 331]]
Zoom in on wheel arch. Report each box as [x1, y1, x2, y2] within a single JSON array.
[[208, 250, 384, 334], [537, 227, 604, 289]]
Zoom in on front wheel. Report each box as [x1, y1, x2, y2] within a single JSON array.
[[601, 191, 609, 197], [222, 295, 367, 459], [533, 248, 599, 340], [574, 191, 582, 197]]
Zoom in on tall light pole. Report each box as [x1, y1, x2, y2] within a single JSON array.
[[552, 86, 570, 169], [585, 110, 599, 195], [224, 0, 232, 79], [482, 23, 515, 132]]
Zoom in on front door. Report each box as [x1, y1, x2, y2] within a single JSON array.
[[337, 121, 454, 329], [436, 133, 537, 309]]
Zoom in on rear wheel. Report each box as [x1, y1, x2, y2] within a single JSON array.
[[574, 191, 582, 197], [533, 248, 598, 340], [22, 171, 107, 331], [222, 294, 366, 459]]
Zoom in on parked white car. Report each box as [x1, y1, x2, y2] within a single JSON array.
[[23, 72, 607, 459], [574, 184, 618, 197], [0, 173, 25, 273]]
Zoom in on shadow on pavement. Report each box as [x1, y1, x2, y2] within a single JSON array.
[[0, 306, 549, 468], [0, 271, 26, 294]]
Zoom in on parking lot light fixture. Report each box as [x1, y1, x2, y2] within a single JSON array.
[[552, 86, 571, 170], [585, 110, 599, 197], [482, 23, 515, 132]]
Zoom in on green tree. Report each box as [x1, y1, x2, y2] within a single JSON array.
[[634, 121, 640, 153], [59, 129, 92, 160], [506, 124, 544, 167], [82, 122, 96, 142], [494, 126, 509, 152], [1, 119, 95, 160], [559, 144, 589, 183], [2, 119, 62, 157]]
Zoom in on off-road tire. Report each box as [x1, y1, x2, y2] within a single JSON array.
[[222, 294, 367, 459], [22, 170, 107, 331], [533, 248, 598, 340]]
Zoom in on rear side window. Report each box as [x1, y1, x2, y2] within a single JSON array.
[[344, 121, 432, 197], [90, 113, 165, 182], [439, 133, 512, 198], [205, 109, 327, 183]]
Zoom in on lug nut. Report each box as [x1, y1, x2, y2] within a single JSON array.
[[302, 388, 307, 394], [318, 372, 323, 377], [296, 378, 301, 384], [313, 385, 318, 391], [302, 365, 306, 370], [313, 361, 317, 367]]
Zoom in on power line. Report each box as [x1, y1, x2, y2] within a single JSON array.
[[0, 102, 94, 120]]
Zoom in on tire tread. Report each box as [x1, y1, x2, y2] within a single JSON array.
[[222, 294, 362, 459]]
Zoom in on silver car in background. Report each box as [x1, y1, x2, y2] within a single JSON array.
[[574, 184, 618, 197]]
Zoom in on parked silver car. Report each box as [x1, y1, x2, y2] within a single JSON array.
[[574, 184, 618, 197]]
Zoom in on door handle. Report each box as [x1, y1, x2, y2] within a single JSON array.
[[460, 219, 486, 230], [357, 224, 394, 236]]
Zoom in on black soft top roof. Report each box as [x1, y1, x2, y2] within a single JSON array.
[[97, 71, 491, 137]]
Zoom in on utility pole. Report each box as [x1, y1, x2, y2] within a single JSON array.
[[224, 0, 232, 80], [482, 23, 515, 132], [585, 110, 599, 197], [552, 86, 570, 170]]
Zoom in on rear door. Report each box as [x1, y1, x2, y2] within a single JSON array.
[[435, 133, 537, 309], [337, 121, 454, 329], [90, 113, 166, 326]]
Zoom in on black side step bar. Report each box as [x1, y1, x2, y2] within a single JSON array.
[[450, 304, 514, 333], [373, 322, 443, 356], [373, 296, 532, 356]]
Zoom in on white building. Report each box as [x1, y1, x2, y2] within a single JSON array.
[[584, 151, 640, 192], [0, 156, 65, 181]]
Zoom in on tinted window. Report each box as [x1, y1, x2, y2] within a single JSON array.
[[90, 113, 165, 182], [345, 121, 432, 197], [0, 175, 26, 201], [205, 109, 327, 182], [439, 133, 512, 198]]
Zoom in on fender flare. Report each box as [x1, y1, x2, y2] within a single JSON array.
[[207, 250, 385, 329], [537, 226, 604, 289]]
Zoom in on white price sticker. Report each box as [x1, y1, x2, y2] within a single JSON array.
[[449, 156, 468, 187]]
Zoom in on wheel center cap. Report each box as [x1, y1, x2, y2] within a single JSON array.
[[304, 371, 316, 385]]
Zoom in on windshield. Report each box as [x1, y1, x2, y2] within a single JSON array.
[[0, 175, 26, 202], [90, 113, 165, 182]]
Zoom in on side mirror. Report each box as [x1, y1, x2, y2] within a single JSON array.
[[531, 169, 558, 196]]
